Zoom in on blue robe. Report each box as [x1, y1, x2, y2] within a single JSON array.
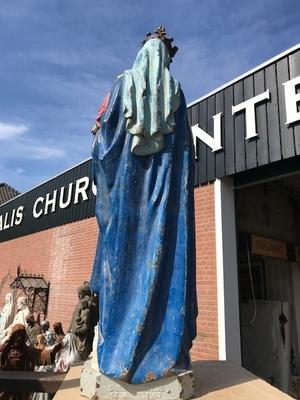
[[90, 75, 197, 384]]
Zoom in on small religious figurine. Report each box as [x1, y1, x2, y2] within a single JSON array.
[[12, 296, 30, 326], [69, 282, 97, 361], [40, 320, 55, 347], [0, 324, 62, 400], [72, 298, 91, 360], [0, 296, 30, 343], [75, 299, 90, 329], [0, 293, 14, 334], [54, 333, 80, 373], [90, 27, 197, 384], [69, 283, 91, 332], [25, 314, 41, 347], [0, 324, 60, 370], [53, 322, 65, 343], [35, 334, 46, 350], [32, 332, 55, 400]]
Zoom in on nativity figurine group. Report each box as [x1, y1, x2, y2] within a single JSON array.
[[0, 281, 96, 379]]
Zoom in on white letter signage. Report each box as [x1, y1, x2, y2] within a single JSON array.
[[33, 197, 44, 219], [232, 90, 270, 140], [191, 112, 223, 152], [283, 76, 300, 125]]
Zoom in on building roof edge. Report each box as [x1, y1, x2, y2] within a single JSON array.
[[0, 157, 92, 208], [187, 43, 300, 108]]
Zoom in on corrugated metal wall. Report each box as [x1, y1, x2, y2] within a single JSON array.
[[188, 47, 300, 185], [0, 159, 95, 242]]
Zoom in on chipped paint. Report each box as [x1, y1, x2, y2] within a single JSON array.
[[145, 372, 157, 382], [90, 40, 197, 384]]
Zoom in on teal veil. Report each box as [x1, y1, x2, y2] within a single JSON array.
[[123, 38, 181, 156]]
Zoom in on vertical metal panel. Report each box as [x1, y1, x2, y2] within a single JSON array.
[[224, 85, 235, 175], [289, 51, 300, 155], [82, 160, 95, 220], [51, 171, 60, 229], [61, 169, 71, 224], [233, 80, 246, 173], [78, 162, 87, 222], [41, 179, 50, 232], [83, 160, 94, 218], [254, 70, 269, 166], [70, 162, 80, 224], [199, 100, 208, 184], [276, 58, 296, 159], [87, 161, 96, 217], [215, 91, 225, 177], [32, 182, 43, 233], [59, 166, 71, 224], [60, 163, 72, 224], [190, 105, 200, 186], [206, 96, 216, 181], [265, 63, 282, 162], [244, 75, 257, 169]]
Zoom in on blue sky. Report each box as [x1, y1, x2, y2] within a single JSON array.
[[0, 0, 299, 193]]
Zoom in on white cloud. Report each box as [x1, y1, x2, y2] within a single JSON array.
[[28, 145, 66, 160], [0, 123, 28, 140], [0, 139, 66, 161], [0, 121, 66, 162]]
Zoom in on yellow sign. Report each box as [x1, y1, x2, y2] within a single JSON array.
[[295, 245, 300, 263], [251, 234, 287, 260]]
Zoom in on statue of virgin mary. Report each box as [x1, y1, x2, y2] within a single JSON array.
[[90, 27, 197, 384], [0, 293, 14, 334]]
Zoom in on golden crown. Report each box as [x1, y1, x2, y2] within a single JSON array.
[[141, 26, 178, 60]]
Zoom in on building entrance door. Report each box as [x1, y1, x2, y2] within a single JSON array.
[[235, 172, 300, 397]]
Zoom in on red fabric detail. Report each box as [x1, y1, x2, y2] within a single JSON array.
[[96, 93, 110, 125]]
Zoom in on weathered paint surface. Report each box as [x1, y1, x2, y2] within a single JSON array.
[[90, 70, 197, 383]]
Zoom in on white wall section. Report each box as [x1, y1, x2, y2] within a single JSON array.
[[215, 177, 241, 363]]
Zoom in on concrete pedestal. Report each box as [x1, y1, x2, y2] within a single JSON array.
[[80, 360, 194, 400], [53, 361, 293, 400]]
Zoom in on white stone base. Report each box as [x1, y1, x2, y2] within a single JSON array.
[[80, 360, 194, 400]]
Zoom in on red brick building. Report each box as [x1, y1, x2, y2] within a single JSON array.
[[0, 169, 219, 361]]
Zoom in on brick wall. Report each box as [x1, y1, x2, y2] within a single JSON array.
[[0, 184, 219, 360], [191, 183, 219, 360], [0, 218, 98, 332]]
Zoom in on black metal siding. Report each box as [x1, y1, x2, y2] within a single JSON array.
[[188, 47, 300, 185], [0, 159, 95, 243]]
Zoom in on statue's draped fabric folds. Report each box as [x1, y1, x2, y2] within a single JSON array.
[[123, 39, 181, 156], [90, 38, 197, 384]]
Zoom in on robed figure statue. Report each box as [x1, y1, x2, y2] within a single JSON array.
[[90, 27, 197, 384]]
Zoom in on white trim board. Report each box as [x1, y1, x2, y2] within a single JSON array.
[[214, 177, 241, 363]]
